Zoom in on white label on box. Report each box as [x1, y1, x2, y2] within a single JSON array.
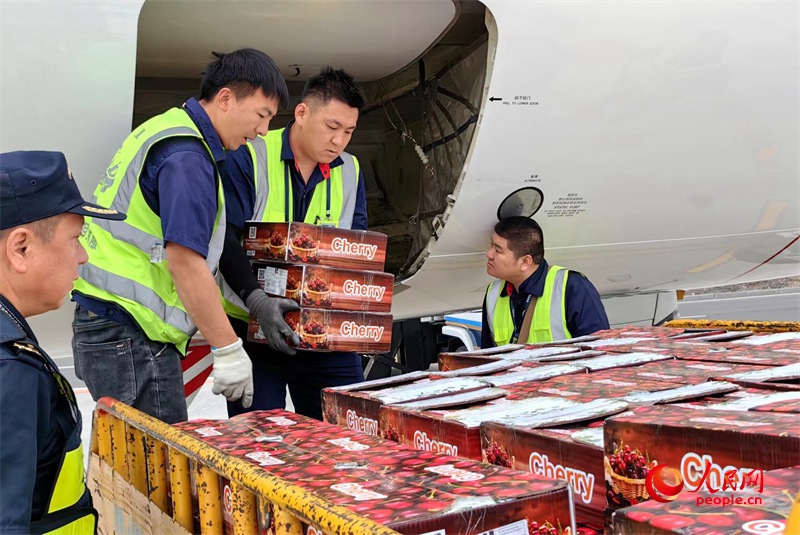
[[245, 451, 285, 466], [424, 464, 484, 482], [330, 483, 387, 501], [248, 226, 257, 239], [195, 426, 223, 437], [257, 266, 288, 296], [477, 519, 528, 535], [327, 437, 369, 451], [421, 531, 446, 535], [266, 416, 297, 426]]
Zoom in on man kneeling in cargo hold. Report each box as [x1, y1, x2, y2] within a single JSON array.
[[482, 216, 609, 347]]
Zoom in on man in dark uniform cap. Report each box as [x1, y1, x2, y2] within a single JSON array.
[[0, 151, 125, 534]]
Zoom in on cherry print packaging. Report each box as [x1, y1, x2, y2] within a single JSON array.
[[322, 364, 589, 437], [571, 361, 774, 388], [379, 373, 677, 463], [619, 339, 800, 367], [174, 411, 576, 535], [612, 466, 800, 534], [252, 262, 394, 312], [322, 374, 494, 436], [243, 221, 387, 270], [603, 405, 800, 513], [247, 308, 393, 353], [476, 380, 739, 529]]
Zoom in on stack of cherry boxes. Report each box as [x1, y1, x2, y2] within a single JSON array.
[[174, 409, 577, 535], [322, 326, 800, 532], [242, 222, 393, 353]]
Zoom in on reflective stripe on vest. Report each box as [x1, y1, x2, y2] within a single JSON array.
[[250, 128, 360, 228], [35, 439, 96, 534], [4, 330, 99, 535], [220, 128, 360, 320], [37, 432, 96, 535], [74, 107, 226, 351], [486, 266, 572, 345]]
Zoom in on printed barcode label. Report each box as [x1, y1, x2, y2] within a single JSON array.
[[260, 267, 288, 296]]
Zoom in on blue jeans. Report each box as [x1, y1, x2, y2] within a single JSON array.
[[72, 304, 188, 423]]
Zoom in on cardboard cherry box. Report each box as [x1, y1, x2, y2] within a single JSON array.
[[726, 331, 800, 352], [612, 466, 800, 534], [584, 360, 772, 387], [243, 221, 387, 270], [676, 386, 800, 415], [625, 339, 800, 367], [502, 371, 682, 402], [603, 405, 800, 513], [323, 372, 486, 436], [477, 382, 741, 529], [480, 410, 609, 528], [438, 346, 603, 372], [377, 372, 682, 467], [356, 357, 670, 458], [322, 364, 588, 437], [253, 262, 393, 311], [174, 411, 576, 535], [247, 308, 392, 353]]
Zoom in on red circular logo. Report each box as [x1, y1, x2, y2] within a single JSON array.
[[223, 484, 232, 516], [646, 464, 685, 502]]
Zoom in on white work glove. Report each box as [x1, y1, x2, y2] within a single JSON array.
[[246, 290, 301, 355], [210, 338, 254, 408]]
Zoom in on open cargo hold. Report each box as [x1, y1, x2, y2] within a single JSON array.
[[134, 1, 491, 282]]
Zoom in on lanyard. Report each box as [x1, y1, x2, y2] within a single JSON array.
[[509, 293, 534, 344], [284, 161, 332, 224]]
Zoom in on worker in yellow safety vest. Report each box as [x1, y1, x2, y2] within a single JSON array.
[[482, 216, 609, 347], [217, 67, 368, 420], [71, 50, 289, 423], [0, 151, 126, 534]]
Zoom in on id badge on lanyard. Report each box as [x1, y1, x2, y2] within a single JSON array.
[[286, 162, 338, 227], [510, 293, 534, 344]]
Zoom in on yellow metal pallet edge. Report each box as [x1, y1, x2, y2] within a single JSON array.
[[90, 396, 400, 535]]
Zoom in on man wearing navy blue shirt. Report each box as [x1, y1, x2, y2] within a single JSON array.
[[71, 49, 289, 423], [481, 217, 609, 347], [219, 67, 368, 420]]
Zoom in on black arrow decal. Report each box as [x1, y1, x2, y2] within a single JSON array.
[[489, 97, 502, 102]]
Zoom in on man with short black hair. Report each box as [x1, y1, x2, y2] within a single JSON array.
[[481, 216, 609, 347], [219, 66, 368, 419], [1, 150, 126, 534], [72, 48, 289, 423]]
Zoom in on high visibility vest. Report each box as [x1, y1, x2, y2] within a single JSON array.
[[0, 335, 97, 535], [73, 107, 226, 352], [485, 266, 572, 345], [219, 128, 360, 321], [33, 408, 96, 535]]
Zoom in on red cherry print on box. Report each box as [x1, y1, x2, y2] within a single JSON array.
[[649, 514, 696, 530], [624, 510, 655, 523], [698, 513, 735, 527]]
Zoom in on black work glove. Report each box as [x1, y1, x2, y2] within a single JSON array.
[[245, 290, 301, 355]]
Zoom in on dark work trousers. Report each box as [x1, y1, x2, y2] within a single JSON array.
[[226, 318, 364, 420]]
